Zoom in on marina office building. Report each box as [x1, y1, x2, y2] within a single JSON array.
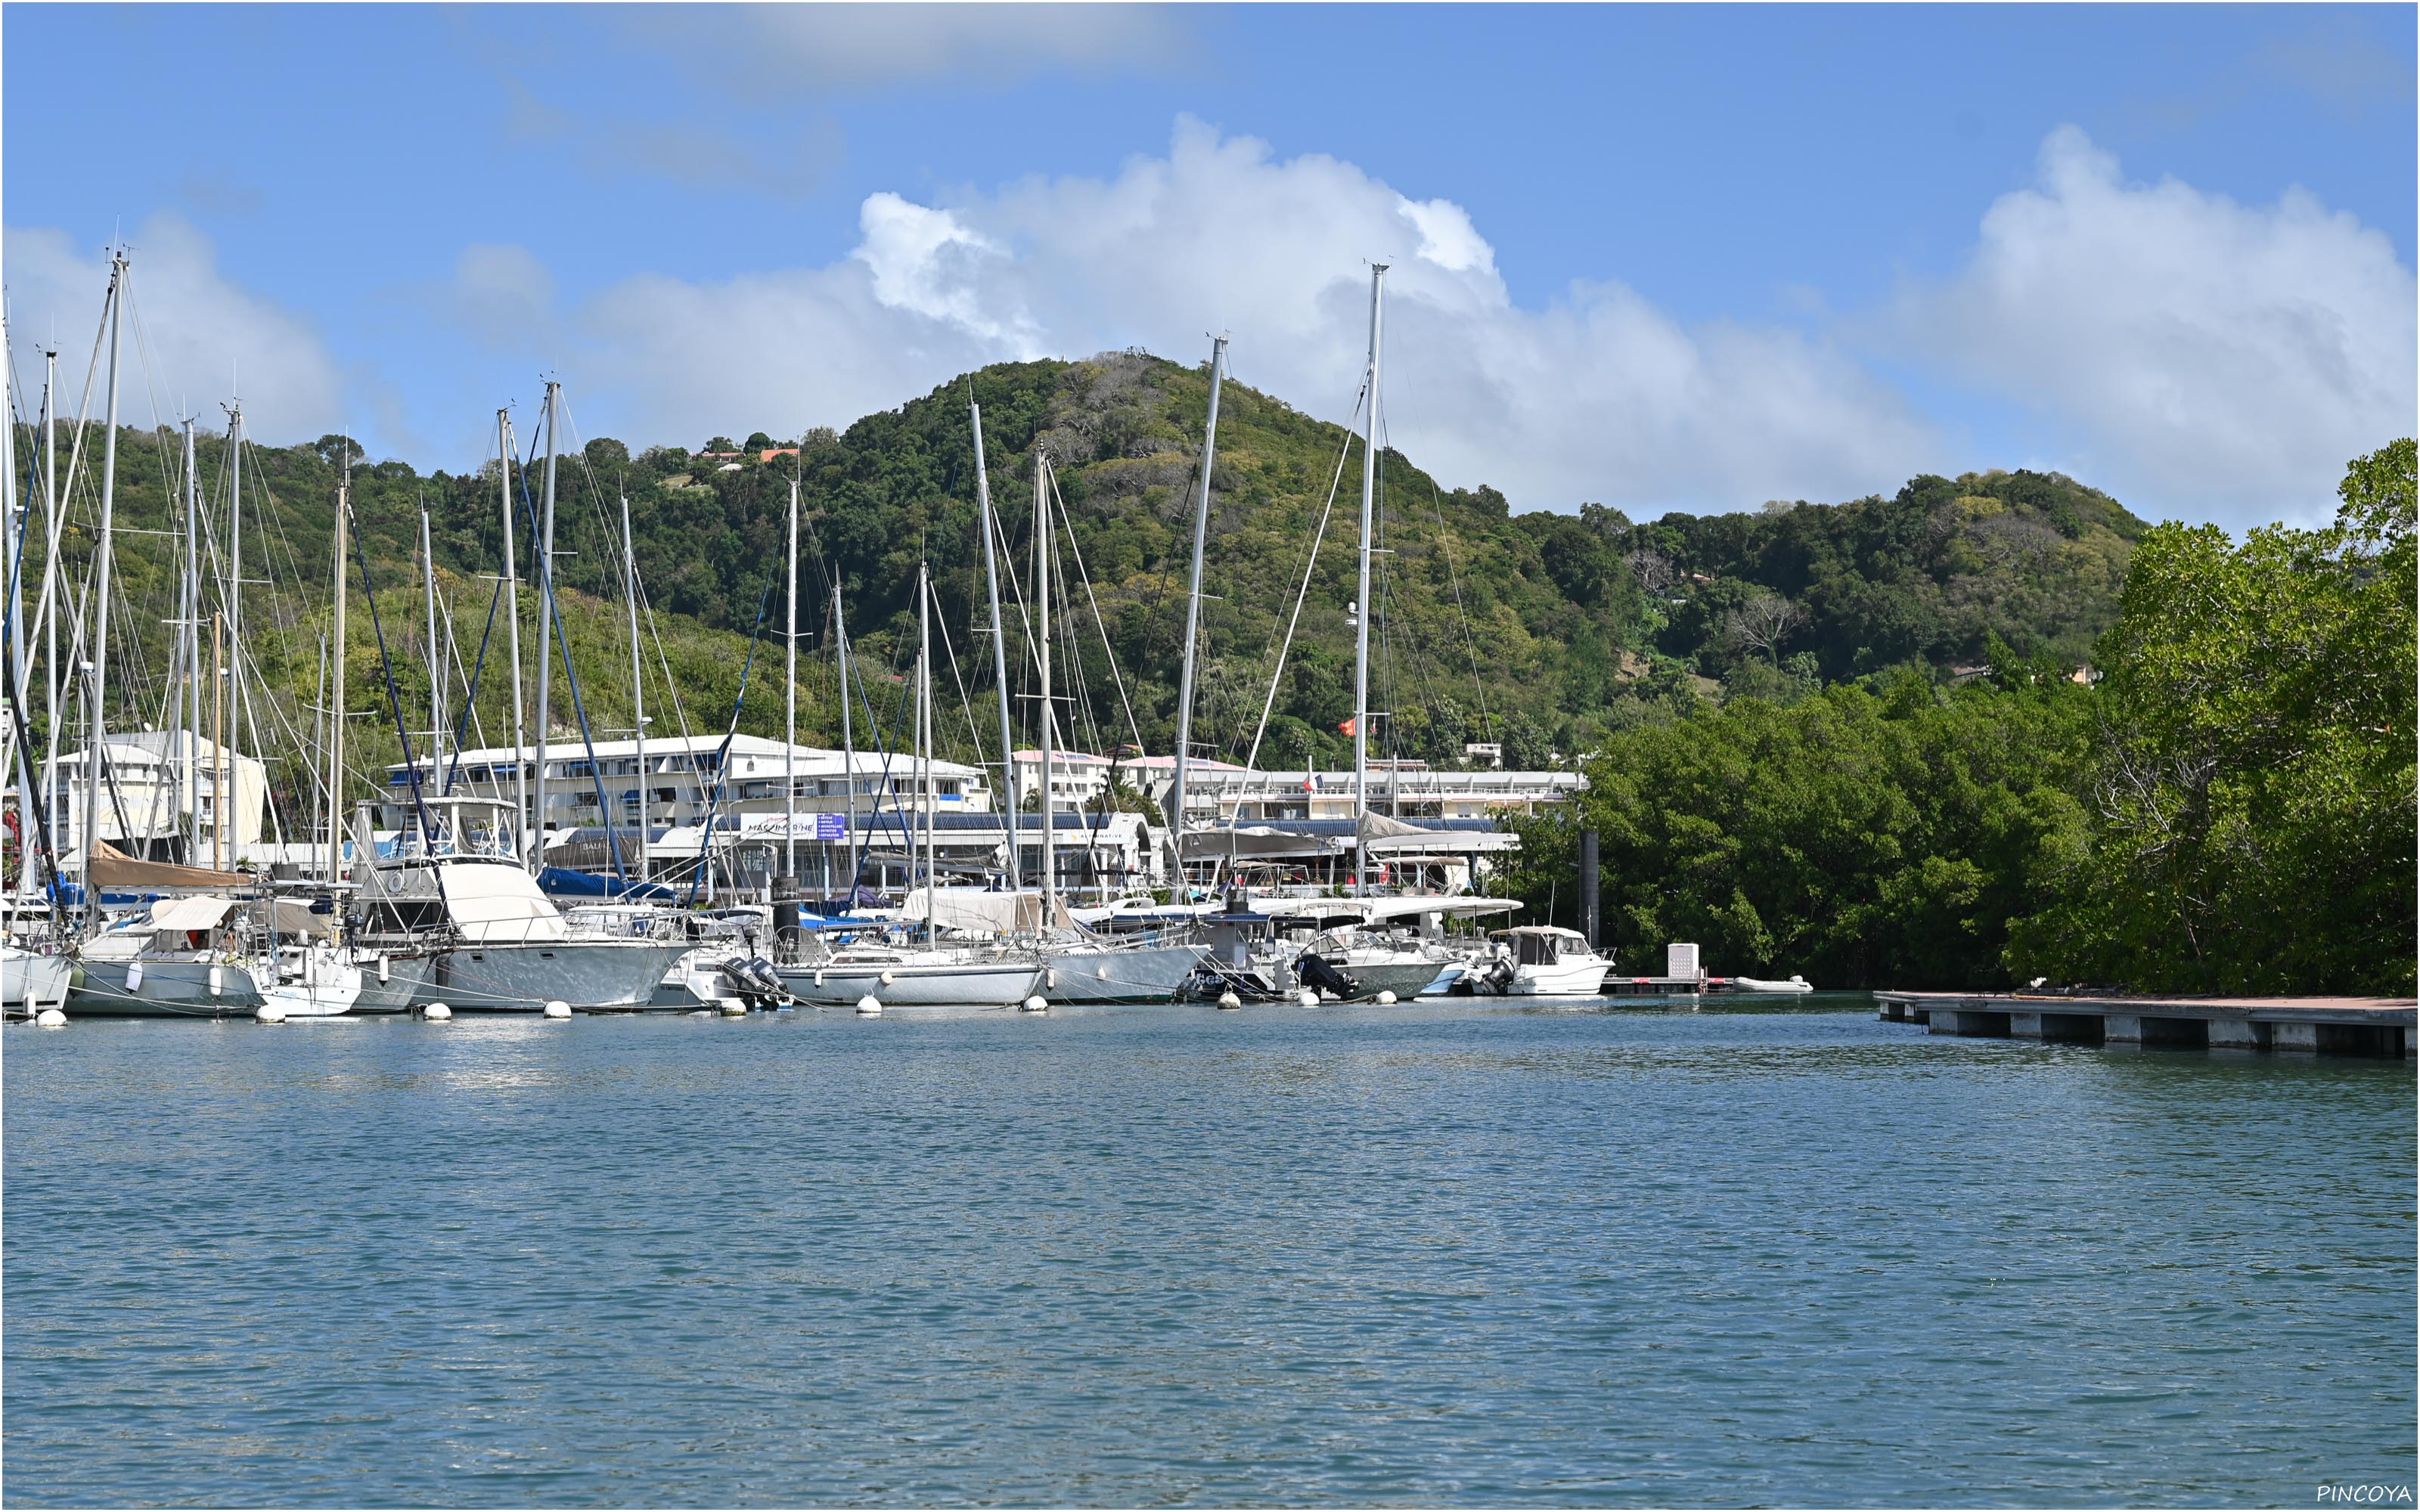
[[38, 731, 268, 864]]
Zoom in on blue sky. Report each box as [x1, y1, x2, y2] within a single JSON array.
[[5, 4, 2412, 528]]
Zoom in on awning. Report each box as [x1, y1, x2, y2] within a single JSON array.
[[1178, 826, 1337, 862], [88, 840, 250, 891], [147, 895, 240, 931]]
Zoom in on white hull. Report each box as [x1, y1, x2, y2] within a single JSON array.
[[1733, 975, 1814, 994], [1042, 943, 1210, 1003], [3, 950, 74, 1016], [778, 959, 1044, 1007], [1514, 958, 1615, 996]]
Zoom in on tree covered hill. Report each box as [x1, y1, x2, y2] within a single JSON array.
[[19, 352, 2147, 786]]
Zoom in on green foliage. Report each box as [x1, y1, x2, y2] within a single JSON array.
[[1513, 441, 2415, 995], [2006, 440, 2417, 993], [1503, 680, 2092, 987]]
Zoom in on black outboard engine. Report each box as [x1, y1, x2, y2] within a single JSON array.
[[1295, 951, 1361, 1002]]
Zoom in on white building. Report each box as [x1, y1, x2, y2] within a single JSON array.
[[378, 733, 991, 835], [41, 730, 268, 864], [1157, 760, 1583, 827]]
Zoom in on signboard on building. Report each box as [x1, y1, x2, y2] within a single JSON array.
[[813, 813, 847, 840]]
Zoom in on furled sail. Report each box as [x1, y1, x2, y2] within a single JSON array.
[[85, 840, 250, 891]]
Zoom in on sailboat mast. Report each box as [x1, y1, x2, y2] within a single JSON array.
[[834, 583, 854, 900], [783, 479, 798, 886], [40, 349, 57, 897], [182, 419, 200, 853], [919, 561, 935, 943], [969, 400, 1017, 847], [622, 495, 646, 883], [1035, 453, 1055, 917], [532, 380, 559, 872], [497, 409, 529, 860], [81, 253, 126, 934], [1353, 264, 1388, 899], [330, 472, 348, 892], [421, 504, 442, 791], [1171, 336, 1226, 894], [225, 399, 244, 785]]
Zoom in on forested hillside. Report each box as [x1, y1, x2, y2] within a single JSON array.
[[13, 352, 2149, 794]]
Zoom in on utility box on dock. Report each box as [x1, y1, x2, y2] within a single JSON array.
[[1667, 943, 1701, 981]]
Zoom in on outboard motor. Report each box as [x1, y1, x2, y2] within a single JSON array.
[[1294, 952, 1360, 1002], [741, 956, 785, 1000]]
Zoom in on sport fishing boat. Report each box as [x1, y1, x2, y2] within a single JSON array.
[[353, 851, 690, 1011], [1452, 926, 1615, 997]]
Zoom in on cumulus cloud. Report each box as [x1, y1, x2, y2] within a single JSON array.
[[553, 119, 1935, 508], [2, 212, 345, 439], [1887, 125, 2416, 526]]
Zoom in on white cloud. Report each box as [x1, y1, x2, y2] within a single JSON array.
[[2, 213, 345, 441], [555, 119, 1936, 510], [1887, 125, 2416, 527]]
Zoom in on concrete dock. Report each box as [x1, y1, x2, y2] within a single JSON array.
[[1878, 992, 2415, 1058]]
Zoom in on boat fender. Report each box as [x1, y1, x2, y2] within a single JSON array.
[[377, 954, 392, 984], [126, 962, 143, 993], [209, 965, 224, 996], [879, 971, 896, 987]]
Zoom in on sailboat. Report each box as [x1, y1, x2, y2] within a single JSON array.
[[779, 560, 1044, 1008]]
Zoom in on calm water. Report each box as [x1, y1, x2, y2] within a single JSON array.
[[5, 999, 2412, 1507]]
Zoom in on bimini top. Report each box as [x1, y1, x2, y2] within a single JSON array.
[[1491, 925, 1588, 942]]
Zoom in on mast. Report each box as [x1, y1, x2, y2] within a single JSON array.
[[918, 560, 935, 943], [225, 399, 244, 802], [421, 504, 442, 796], [497, 409, 528, 860], [39, 348, 57, 899], [783, 479, 797, 887], [622, 494, 646, 883], [970, 400, 1017, 854], [1035, 452, 1055, 917], [532, 380, 559, 871], [329, 469, 348, 893], [833, 581, 854, 900], [182, 419, 200, 853], [1171, 336, 1226, 896], [1353, 264, 1388, 898], [81, 253, 126, 934]]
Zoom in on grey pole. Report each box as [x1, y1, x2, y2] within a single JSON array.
[[622, 494, 646, 881], [82, 253, 126, 932], [1035, 453, 1055, 919], [498, 410, 529, 860], [532, 380, 559, 869], [1353, 265, 1388, 898], [1171, 336, 1226, 897], [330, 472, 349, 892], [225, 398, 243, 778], [182, 418, 200, 852], [969, 400, 1017, 870], [783, 480, 798, 887], [421, 505, 442, 786], [1578, 829, 1599, 948]]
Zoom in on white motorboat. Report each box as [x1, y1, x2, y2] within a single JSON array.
[[355, 854, 690, 1011], [777, 943, 1044, 1008], [1455, 926, 1615, 997]]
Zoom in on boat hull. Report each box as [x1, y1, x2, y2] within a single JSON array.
[[1342, 959, 1458, 999], [396, 940, 693, 1011], [66, 958, 265, 1018], [778, 960, 1044, 1007], [1043, 943, 1211, 1003], [3, 951, 74, 1017]]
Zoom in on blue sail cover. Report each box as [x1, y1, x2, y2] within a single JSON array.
[[536, 866, 680, 902]]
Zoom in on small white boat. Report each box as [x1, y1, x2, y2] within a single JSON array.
[[1456, 926, 1615, 997], [778, 946, 1044, 1008], [259, 941, 365, 1018], [1733, 974, 1814, 994], [3, 946, 74, 1018]]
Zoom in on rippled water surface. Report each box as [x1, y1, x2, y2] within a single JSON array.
[[6, 1000, 2412, 1506]]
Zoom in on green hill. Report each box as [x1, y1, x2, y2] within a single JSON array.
[[11, 353, 2147, 810]]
